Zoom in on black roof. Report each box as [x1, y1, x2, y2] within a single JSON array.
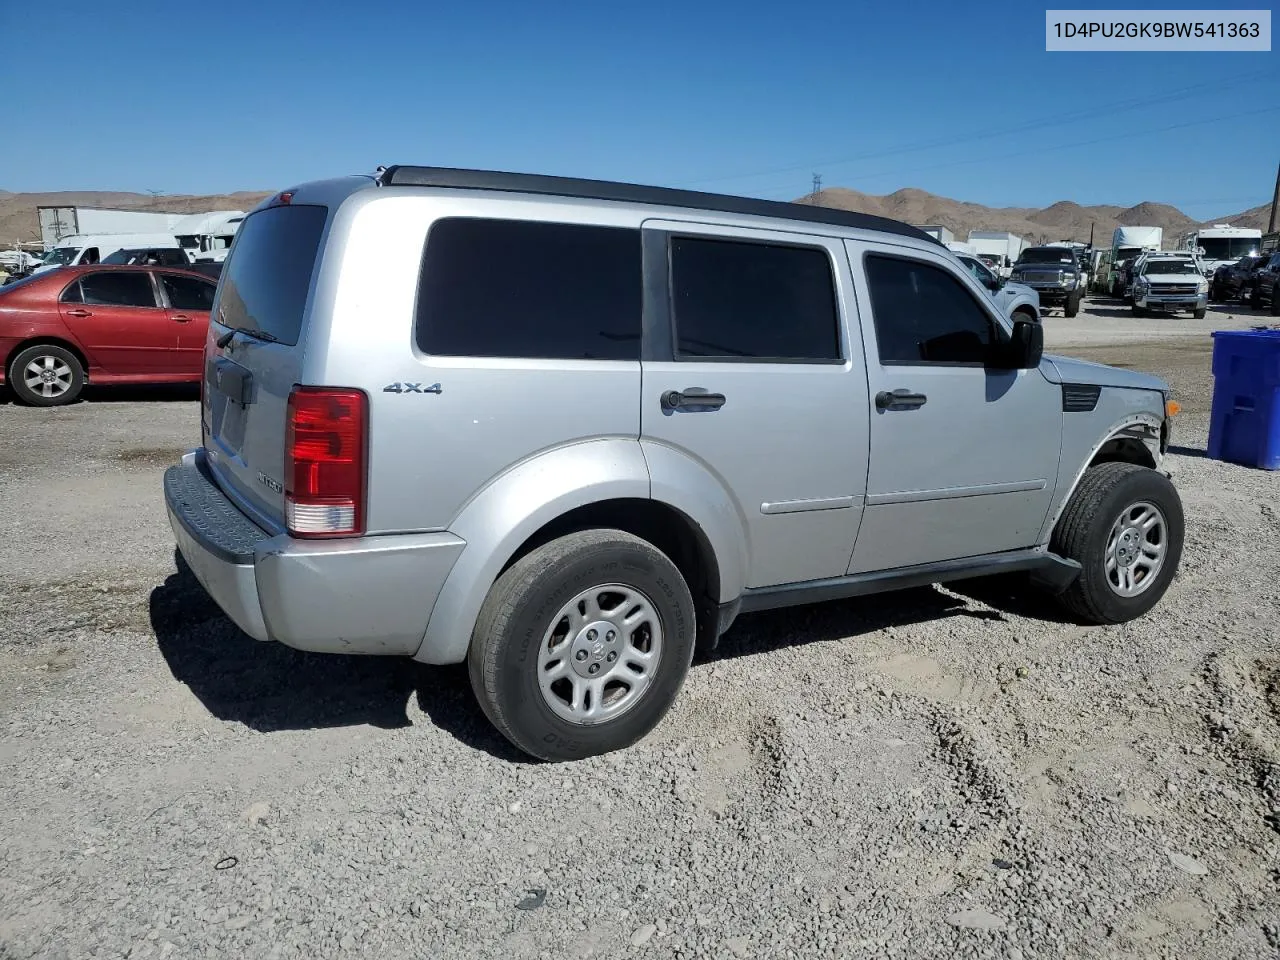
[[376, 165, 940, 245]]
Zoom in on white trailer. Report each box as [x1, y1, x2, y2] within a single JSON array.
[[914, 224, 954, 245], [967, 231, 1026, 277], [1178, 224, 1263, 277], [37, 206, 189, 248]]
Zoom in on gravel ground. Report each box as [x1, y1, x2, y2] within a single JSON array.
[[2, 298, 1278, 960]]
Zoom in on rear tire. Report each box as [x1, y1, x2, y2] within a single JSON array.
[[8, 344, 85, 406], [1271, 285, 1280, 316], [468, 529, 696, 762], [1251, 285, 1264, 308], [1050, 462, 1184, 625]]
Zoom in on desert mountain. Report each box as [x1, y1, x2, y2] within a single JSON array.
[[799, 187, 1266, 245], [0, 186, 1269, 247]]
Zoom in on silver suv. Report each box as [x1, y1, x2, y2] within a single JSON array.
[[164, 166, 1185, 761]]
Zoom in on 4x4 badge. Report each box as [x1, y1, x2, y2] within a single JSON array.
[[382, 382, 441, 394]]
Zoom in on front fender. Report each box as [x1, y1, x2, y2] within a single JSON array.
[[1038, 404, 1165, 544], [413, 438, 650, 664]]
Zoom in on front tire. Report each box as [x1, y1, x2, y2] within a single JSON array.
[[1012, 307, 1039, 326], [1064, 293, 1081, 318], [1132, 305, 1147, 317], [1193, 306, 1206, 319], [1050, 462, 1184, 625], [468, 529, 696, 761], [8, 344, 85, 406]]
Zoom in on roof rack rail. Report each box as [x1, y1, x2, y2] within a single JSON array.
[[375, 165, 940, 245]]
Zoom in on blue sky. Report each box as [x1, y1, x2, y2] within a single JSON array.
[[3, 0, 1277, 219]]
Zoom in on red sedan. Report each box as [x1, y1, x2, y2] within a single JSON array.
[[0, 265, 216, 406]]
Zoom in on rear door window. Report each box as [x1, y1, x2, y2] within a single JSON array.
[[216, 204, 327, 345], [77, 272, 158, 308], [160, 273, 217, 311], [668, 236, 840, 362], [415, 218, 642, 360]]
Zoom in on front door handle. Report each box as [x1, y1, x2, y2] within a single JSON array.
[[661, 388, 727, 412], [875, 389, 928, 411], [171, 314, 193, 322], [65, 309, 92, 318]]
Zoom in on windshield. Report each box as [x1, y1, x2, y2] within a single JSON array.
[[1143, 260, 1200, 276], [1198, 237, 1260, 260], [1018, 248, 1075, 264], [959, 256, 994, 283], [40, 247, 79, 266]]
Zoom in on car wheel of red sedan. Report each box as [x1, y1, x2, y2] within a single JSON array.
[[9, 344, 85, 406]]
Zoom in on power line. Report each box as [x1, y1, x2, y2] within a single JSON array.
[[740, 105, 1280, 201], [671, 68, 1280, 189]]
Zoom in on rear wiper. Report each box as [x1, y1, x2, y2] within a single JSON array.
[[216, 327, 280, 348]]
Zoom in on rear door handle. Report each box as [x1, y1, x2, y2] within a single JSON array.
[[661, 388, 727, 412], [875, 389, 928, 411], [171, 314, 193, 322], [65, 309, 92, 318]]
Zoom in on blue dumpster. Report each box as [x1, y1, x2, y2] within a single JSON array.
[[1207, 329, 1280, 470]]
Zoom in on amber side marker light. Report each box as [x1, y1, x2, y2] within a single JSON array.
[[1166, 400, 1182, 417]]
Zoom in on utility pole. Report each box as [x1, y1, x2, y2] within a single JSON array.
[[1269, 157, 1280, 234], [811, 173, 822, 204]]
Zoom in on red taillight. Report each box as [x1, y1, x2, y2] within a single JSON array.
[[284, 386, 367, 538]]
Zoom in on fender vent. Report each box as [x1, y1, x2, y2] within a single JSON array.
[[1062, 383, 1101, 412]]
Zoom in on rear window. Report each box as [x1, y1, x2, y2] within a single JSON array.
[[415, 218, 642, 360], [215, 204, 327, 345]]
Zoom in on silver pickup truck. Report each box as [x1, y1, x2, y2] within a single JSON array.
[[164, 166, 1184, 762]]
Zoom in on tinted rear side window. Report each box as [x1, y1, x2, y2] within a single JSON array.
[[669, 237, 840, 361], [161, 274, 217, 311], [415, 218, 641, 360], [864, 255, 994, 365], [78, 272, 157, 308], [216, 204, 327, 346]]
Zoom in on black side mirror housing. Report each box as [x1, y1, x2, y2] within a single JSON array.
[[999, 317, 1044, 369], [988, 320, 1039, 371], [985, 275, 1002, 291]]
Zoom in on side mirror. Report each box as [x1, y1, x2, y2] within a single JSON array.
[[999, 317, 1044, 369], [984, 275, 1002, 291]]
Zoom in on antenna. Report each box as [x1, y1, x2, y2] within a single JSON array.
[[811, 173, 822, 204]]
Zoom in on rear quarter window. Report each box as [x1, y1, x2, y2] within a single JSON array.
[[215, 204, 327, 346], [414, 218, 642, 360]]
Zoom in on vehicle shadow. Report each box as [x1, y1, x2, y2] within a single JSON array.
[[1080, 303, 1137, 319], [85, 384, 200, 403], [151, 555, 1075, 759], [1168, 444, 1207, 458], [705, 575, 1075, 664], [148, 552, 530, 762], [0, 384, 199, 406]]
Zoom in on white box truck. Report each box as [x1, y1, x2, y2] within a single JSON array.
[[37, 206, 187, 248], [1108, 226, 1163, 297], [968, 231, 1026, 277]]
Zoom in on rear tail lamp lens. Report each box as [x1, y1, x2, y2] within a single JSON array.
[[285, 386, 367, 537]]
